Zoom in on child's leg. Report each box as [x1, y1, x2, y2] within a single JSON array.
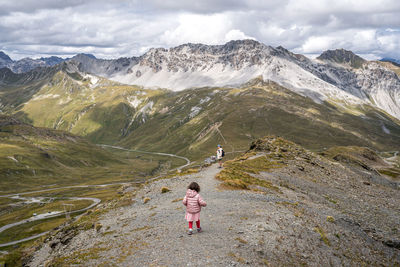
[[196, 220, 200, 229], [188, 221, 193, 229]]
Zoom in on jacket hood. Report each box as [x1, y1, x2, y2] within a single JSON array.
[[186, 189, 198, 198]]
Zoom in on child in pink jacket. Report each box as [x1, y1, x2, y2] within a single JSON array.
[[182, 182, 207, 235]]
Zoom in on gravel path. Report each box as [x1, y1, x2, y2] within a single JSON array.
[[30, 164, 282, 266]]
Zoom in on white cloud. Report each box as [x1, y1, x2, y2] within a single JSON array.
[[0, 0, 399, 59], [301, 36, 337, 53], [224, 29, 254, 42], [378, 32, 400, 52], [159, 13, 254, 46]]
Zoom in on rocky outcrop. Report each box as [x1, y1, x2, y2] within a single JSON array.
[[317, 48, 366, 68]]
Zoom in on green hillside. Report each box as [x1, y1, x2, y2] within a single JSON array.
[[3, 66, 400, 162], [118, 79, 400, 160], [0, 115, 181, 193]]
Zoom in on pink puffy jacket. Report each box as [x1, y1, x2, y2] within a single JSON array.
[[182, 189, 206, 214]]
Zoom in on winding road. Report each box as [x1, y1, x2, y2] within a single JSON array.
[[0, 197, 101, 248], [0, 146, 192, 247], [98, 144, 191, 171]]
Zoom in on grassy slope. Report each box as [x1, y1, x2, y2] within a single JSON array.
[[4, 68, 400, 163], [118, 79, 400, 160], [0, 66, 59, 112], [0, 115, 182, 193], [18, 70, 165, 144]]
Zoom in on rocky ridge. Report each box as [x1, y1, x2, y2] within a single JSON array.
[[0, 51, 63, 74], [317, 48, 366, 68]]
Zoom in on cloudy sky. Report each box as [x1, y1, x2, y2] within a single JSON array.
[[1, 0, 399, 60]]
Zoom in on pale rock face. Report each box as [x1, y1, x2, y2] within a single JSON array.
[[32, 94, 60, 101], [126, 96, 142, 109], [83, 74, 99, 87], [189, 106, 202, 118], [68, 40, 400, 119]]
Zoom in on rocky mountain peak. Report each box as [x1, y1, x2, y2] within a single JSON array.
[[0, 52, 65, 73], [71, 53, 97, 62], [39, 56, 64, 66], [137, 39, 272, 74], [0, 51, 12, 62], [77, 53, 96, 59], [317, 48, 366, 68], [169, 39, 265, 54], [221, 39, 265, 50]]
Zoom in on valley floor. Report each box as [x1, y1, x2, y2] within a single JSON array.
[[28, 162, 400, 266]]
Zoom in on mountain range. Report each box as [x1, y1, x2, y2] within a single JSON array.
[[0, 51, 63, 74], [1, 40, 400, 161], [4, 40, 399, 119]]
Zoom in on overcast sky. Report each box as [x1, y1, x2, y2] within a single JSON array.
[[1, 0, 399, 60]]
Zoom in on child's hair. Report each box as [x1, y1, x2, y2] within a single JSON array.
[[188, 182, 200, 192]]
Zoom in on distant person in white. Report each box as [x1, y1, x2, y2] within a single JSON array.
[[216, 145, 224, 168]]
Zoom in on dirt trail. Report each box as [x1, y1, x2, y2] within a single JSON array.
[[30, 164, 280, 266]]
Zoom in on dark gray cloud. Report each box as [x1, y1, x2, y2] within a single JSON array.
[[0, 0, 87, 15], [0, 0, 399, 59]]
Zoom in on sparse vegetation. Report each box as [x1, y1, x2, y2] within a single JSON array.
[[314, 226, 330, 246], [235, 237, 248, 244], [161, 187, 171, 193], [95, 223, 102, 232], [178, 168, 200, 176], [324, 195, 338, 205], [48, 245, 109, 266], [216, 137, 309, 192], [379, 168, 400, 179], [228, 252, 246, 264], [216, 152, 282, 191]]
